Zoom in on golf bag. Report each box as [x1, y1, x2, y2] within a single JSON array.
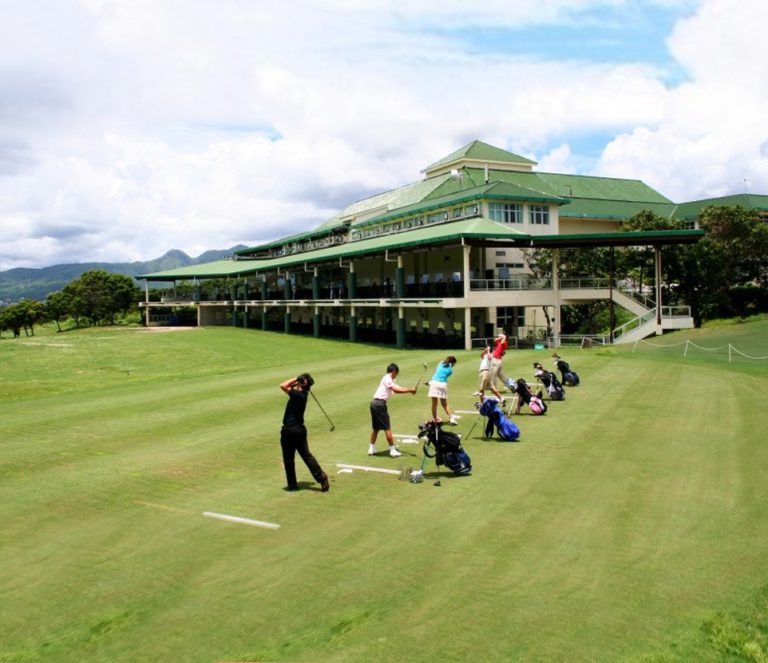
[[555, 358, 580, 387], [477, 397, 520, 441], [534, 367, 565, 401], [418, 420, 472, 476], [509, 378, 548, 415]]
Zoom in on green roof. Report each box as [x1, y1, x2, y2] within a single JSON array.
[[354, 181, 568, 229], [141, 218, 531, 280], [140, 221, 705, 282], [672, 194, 768, 220], [315, 176, 450, 229], [137, 259, 263, 280], [423, 140, 536, 174], [559, 198, 675, 220], [524, 172, 673, 204]]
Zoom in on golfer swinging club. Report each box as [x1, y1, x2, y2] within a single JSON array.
[[279, 373, 329, 492], [368, 363, 417, 457]]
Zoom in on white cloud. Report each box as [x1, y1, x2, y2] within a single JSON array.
[[595, 0, 768, 200], [0, 0, 766, 272]]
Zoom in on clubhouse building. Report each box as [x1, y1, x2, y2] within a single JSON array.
[[138, 140, 766, 349]]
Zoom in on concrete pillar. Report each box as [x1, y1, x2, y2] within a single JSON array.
[[349, 305, 358, 342], [348, 271, 357, 299], [312, 268, 320, 300], [396, 266, 405, 298], [462, 244, 471, 297]]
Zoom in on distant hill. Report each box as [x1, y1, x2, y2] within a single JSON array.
[[0, 246, 247, 303]]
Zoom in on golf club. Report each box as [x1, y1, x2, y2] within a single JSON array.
[[310, 390, 335, 431], [466, 408, 482, 439], [413, 361, 428, 395]]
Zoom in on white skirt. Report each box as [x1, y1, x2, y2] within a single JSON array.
[[428, 380, 448, 399]]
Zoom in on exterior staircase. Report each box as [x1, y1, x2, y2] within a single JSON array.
[[558, 279, 694, 344]]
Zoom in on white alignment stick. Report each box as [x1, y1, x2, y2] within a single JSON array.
[[203, 511, 281, 529]]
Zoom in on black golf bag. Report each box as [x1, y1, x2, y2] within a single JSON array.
[[418, 420, 472, 476], [534, 366, 565, 401], [508, 378, 548, 415], [477, 397, 520, 441], [555, 359, 580, 387]]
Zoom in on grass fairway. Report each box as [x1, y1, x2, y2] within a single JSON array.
[[2, 322, 768, 662]]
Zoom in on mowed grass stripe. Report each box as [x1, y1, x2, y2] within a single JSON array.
[[1, 322, 767, 662]]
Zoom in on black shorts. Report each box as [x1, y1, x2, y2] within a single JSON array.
[[370, 399, 391, 432]]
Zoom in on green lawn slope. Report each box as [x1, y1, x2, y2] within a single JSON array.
[[1, 322, 767, 662]]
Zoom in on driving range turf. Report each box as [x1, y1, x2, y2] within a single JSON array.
[[2, 320, 767, 662]]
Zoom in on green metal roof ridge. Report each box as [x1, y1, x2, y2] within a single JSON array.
[[423, 140, 536, 173]]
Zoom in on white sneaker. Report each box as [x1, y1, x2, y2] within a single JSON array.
[[472, 391, 481, 397], [368, 444, 376, 456], [389, 447, 401, 457]]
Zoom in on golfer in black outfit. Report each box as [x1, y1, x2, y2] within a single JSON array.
[[279, 373, 329, 492]]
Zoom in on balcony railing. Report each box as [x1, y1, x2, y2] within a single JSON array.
[[470, 277, 552, 291]]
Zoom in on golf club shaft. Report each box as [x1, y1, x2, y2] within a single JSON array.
[[309, 391, 335, 430], [414, 362, 428, 394]]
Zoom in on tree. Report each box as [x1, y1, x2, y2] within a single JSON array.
[[676, 205, 768, 324], [46, 291, 73, 332], [0, 300, 45, 337], [62, 270, 141, 326]]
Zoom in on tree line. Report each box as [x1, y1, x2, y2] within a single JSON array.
[[524, 204, 768, 335], [0, 270, 141, 337]]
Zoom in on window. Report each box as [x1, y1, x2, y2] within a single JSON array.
[[489, 203, 523, 224], [497, 306, 525, 330], [530, 205, 550, 225], [495, 250, 507, 257]]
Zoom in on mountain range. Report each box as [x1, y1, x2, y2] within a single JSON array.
[[0, 246, 247, 303]]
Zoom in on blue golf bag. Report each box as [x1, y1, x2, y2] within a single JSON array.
[[478, 397, 520, 441], [418, 420, 472, 476]]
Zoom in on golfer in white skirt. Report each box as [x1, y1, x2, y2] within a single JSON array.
[[428, 356, 459, 425]]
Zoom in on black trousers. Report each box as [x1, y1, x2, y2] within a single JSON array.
[[280, 424, 324, 489]]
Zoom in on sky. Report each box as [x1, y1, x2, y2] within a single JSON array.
[[1, 0, 767, 271]]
